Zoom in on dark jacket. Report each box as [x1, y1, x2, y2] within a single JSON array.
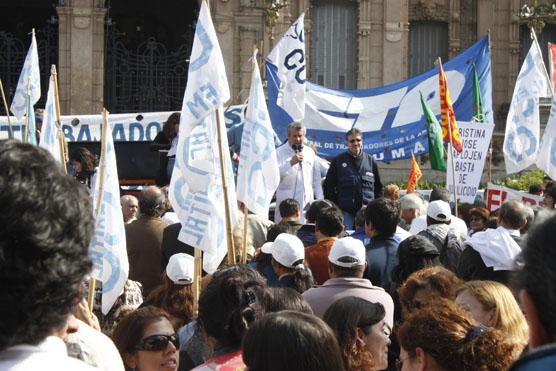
[[365, 235, 399, 290], [323, 151, 383, 215], [160, 223, 195, 271], [510, 343, 556, 371]]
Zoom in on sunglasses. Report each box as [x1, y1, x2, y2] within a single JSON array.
[[133, 334, 179, 352], [348, 138, 362, 143]]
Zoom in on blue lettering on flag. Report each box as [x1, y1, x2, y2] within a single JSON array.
[[189, 23, 214, 72]]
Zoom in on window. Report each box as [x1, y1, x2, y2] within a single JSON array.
[[408, 21, 448, 77]]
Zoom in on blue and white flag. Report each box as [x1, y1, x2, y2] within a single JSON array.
[[88, 110, 129, 314], [267, 13, 305, 122], [237, 50, 280, 217], [266, 36, 492, 161], [169, 0, 238, 273], [537, 96, 556, 178], [38, 71, 62, 164], [504, 33, 552, 174], [10, 29, 40, 122]]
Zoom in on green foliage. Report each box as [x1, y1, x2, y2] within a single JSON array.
[[492, 170, 545, 191]]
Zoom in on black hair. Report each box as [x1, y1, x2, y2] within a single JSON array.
[[391, 235, 441, 285], [529, 184, 543, 195], [354, 206, 366, 229], [519, 211, 556, 340], [364, 198, 401, 236], [323, 297, 386, 371], [430, 187, 451, 202], [498, 200, 527, 229], [345, 128, 362, 140], [306, 199, 335, 224], [279, 198, 301, 219], [198, 265, 271, 348], [0, 140, 94, 350], [269, 287, 313, 314], [69, 146, 99, 176], [138, 186, 166, 217], [316, 207, 344, 237], [242, 311, 345, 371], [272, 259, 314, 294]]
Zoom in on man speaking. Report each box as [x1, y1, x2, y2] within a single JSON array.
[[323, 128, 383, 229], [275, 122, 323, 223]]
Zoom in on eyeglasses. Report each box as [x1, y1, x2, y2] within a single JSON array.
[[133, 334, 179, 352], [349, 138, 362, 143]]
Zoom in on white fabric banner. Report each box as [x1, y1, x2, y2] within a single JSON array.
[[38, 73, 62, 165], [169, 1, 238, 273], [267, 13, 306, 121], [486, 183, 544, 211], [88, 116, 129, 314], [446, 121, 494, 203], [536, 95, 556, 178], [504, 36, 552, 174], [236, 52, 280, 217], [10, 31, 40, 121]]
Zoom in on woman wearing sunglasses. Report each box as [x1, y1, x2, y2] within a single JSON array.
[[112, 306, 179, 371]]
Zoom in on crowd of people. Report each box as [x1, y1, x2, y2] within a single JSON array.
[[3, 115, 556, 371]]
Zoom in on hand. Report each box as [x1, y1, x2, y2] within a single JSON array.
[[290, 153, 304, 166], [74, 298, 101, 331]]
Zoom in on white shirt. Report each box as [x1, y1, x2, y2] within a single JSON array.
[[409, 214, 468, 239], [275, 143, 323, 223], [0, 336, 97, 371]]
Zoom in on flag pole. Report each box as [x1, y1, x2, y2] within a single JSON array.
[[87, 108, 109, 312], [193, 247, 202, 316], [242, 205, 249, 264], [216, 107, 237, 265], [24, 78, 30, 143], [51, 65, 67, 173], [439, 57, 459, 217], [0, 79, 14, 139], [530, 27, 554, 96]]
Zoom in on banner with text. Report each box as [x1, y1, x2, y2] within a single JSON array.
[[266, 36, 492, 161], [446, 122, 494, 203], [0, 105, 245, 142], [486, 183, 544, 211]]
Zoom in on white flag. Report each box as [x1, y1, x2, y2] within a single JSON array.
[[237, 50, 280, 217], [10, 30, 41, 121], [88, 111, 129, 314], [537, 96, 556, 178], [267, 13, 306, 122], [169, 0, 238, 273], [504, 34, 552, 174], [39, 71, 62, 165]]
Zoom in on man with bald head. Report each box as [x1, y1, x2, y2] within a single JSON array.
[[125, 186, 167, 295]]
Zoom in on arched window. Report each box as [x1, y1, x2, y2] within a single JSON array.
[[311, 0, 357, 89], [408, 21, 448, 77]]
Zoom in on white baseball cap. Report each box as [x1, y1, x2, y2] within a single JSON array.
[[166, 253, 194, 284], [328, 237, 366, 267], [427, 200, 452, 222], [261, 233, 305, 268]]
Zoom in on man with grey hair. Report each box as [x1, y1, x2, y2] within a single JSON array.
[[458, 199, 527, 284], [275, 122, 323, 223], [399, 192, 425, 230], [125, 186, 167, 295], [120, 194, 139, 224]]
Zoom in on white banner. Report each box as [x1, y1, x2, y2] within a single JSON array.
[[486, 183, 544, 211], [0, 105, 245, 142], [536, 95, 556, 178], [38, 72, 62, 164], [10, 30, 40, 121], [446, 121, 494, 203]]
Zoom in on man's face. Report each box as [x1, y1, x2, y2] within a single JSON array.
[[287, 128, 305, 146], [123, 199, 139, 221], [346, 133, 363, 156]]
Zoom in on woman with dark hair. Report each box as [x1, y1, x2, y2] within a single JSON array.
[[112, 306, 179, 371], [143, 253, 194, 329], [261, 233, 314, 293], [181, 265, 271, 370], [323, 297, 390, 371], [391, 235, 441, 291], [242, 310, 345, 371], [543, 185, 556, 209], [468, 207, 490, 235], [269, 287, 313, 314], [397, 299, 517, 371], [69, 147, 99, 193], [152, 112, 180, 186]]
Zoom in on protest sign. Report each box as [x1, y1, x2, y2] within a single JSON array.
[[446, 122, 494, 203], [486, 183, 544, 211]]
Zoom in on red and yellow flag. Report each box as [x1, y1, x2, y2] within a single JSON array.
[[438, 59, 463, 152], [406, 154, 422, 193]]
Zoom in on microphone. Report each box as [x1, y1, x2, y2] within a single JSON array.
[[292, 143, 303, 153]]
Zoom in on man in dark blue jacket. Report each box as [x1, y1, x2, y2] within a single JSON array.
[[323, 128, 383, 229]]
